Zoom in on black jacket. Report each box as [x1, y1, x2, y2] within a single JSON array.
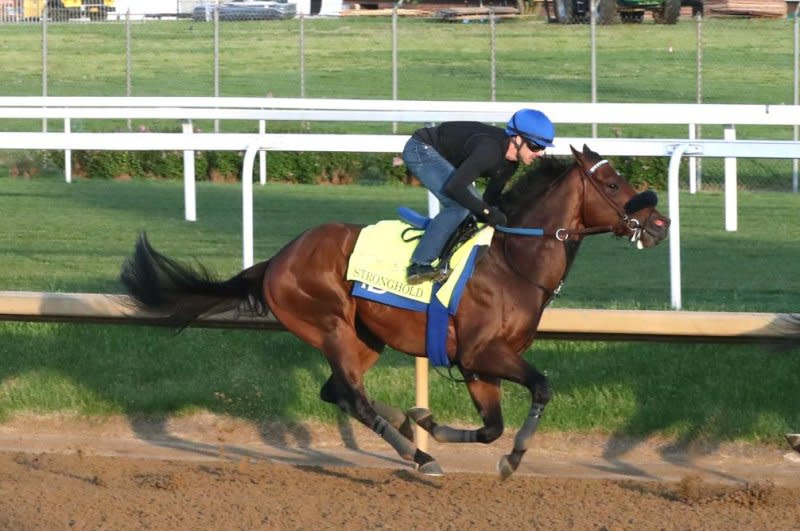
[[412, 122, 517, 214]]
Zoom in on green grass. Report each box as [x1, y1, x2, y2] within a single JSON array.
[[0, 15, 797, 444], [1, 17, 796, 188], [0, 17, 796, 108], [0, 176, 798, 446]]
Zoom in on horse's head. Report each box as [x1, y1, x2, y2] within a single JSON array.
[[571, 144, 670, 249]]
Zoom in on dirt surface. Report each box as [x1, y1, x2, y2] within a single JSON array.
[[1, 414, 798, 530]]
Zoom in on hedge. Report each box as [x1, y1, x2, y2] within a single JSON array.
[[2, 149, 669, 189]]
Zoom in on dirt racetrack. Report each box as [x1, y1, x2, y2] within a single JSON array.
[[1, 414, 798, 530]]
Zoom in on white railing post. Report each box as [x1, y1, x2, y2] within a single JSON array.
[[668, 144, 688, 310], [724, 125, 737, 231], [241, 145, 258, 268], [258, 119, 267, 185], [182, 120, 197, 222], [64, 117, 72, 184], [688, 123, 696, 194]]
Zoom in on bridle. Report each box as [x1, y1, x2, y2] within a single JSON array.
[[574, 159, 644, 244], [496, 158, 644, 243], [497, 158, 648, 291]]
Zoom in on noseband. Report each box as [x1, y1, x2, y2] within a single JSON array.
[[576, 159, 645, 245]]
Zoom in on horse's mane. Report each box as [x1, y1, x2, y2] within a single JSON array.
[[499, 156, 574, 218], [497, 155, 583, 276]]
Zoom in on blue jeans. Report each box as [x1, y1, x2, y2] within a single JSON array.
[[402, 137, 480, 266]]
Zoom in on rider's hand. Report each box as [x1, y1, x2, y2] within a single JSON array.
[[483, 206, 507, 227]]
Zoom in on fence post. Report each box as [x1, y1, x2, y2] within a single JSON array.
[[242, 145, 258, 268], [794, 2, 799, 192], [693, 12, 703, 189], [590, 0, 597, 138], [126, 9, 132, 131], [64, 117, 71, 184], [213, 0, 220, 133], [410, 124, 442, 453], [182, 120, 197, 222], [688, 123, 696, 193], [392, 6, 398, 133], [414, 357, 429, 452], [668, 144, 688, 310], [41, 5, 48, 132], [259, 119, 267, 185], [490, 9, 496, 102], [299, 14, 305, 98], [724, 125, 737, 232]]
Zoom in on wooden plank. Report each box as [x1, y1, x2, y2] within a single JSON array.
[[433, 6, 519, 20], [537, 308, 800, 342], [704, 0, 785, 17], [0, 291, 798, 343], [0, 291, 283, 330], [340, 8, 429, 16]]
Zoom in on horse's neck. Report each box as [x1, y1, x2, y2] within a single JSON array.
[[485, 169, 584, 297], [514, 170, 583, 231]]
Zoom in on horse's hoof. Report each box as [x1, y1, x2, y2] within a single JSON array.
[[418, 460, 444, 477], [407, 407, 433, 424], [497, 455, 515, 481], [787, 434, 800, 453]]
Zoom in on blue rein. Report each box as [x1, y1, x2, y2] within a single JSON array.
[[398, 207, 545, 236], [494, 225, 545, 236]]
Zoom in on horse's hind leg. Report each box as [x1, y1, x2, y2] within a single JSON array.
[[408, 373, 504, 445], [321, 333, 441, 475], [320, 377, 414, 442]]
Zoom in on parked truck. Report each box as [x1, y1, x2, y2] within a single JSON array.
[[544, 0, 703, 24]]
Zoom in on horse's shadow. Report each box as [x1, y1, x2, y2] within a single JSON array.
[[0, 319, 416, 473], [523, 338, 800, 484]]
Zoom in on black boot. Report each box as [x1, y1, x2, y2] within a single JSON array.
[[406, 263, 439, 285]]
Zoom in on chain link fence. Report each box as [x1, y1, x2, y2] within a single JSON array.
[[0, 5, 798, 189]]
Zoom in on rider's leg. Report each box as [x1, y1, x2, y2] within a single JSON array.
[[402, 138, 470, 271], [410, 204, 469, 266]]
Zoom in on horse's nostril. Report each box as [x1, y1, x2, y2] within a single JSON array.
[[654, 218, 667, 228]]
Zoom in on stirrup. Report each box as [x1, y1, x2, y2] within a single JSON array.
[[433, 267, 452, 284]]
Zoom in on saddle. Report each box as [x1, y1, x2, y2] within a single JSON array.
[[398, 207, 483, 281]]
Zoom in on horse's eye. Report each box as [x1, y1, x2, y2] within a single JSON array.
[[607, 183, 619, 191]]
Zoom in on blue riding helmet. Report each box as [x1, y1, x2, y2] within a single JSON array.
[[505, 109, 556, 148]]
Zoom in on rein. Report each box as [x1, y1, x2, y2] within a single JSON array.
[[494, 159, 621, 242]]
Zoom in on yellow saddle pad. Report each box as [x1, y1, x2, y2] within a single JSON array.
[[346, 220, 494, 307]]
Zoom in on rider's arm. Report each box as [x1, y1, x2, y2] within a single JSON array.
[[442, 139, 501, 216], [482, 169, 513, 206]]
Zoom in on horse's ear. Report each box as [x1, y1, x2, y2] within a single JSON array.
[[583, 144, 601, 160], [570, 145, 582, 160]]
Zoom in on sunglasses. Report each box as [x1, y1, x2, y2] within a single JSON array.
[[524, 139, 546, 152]]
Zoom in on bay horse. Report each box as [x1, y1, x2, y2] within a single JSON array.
[[120, 145, 670, 478]]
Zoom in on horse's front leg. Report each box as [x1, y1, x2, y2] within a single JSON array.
[[457, 349, 551, 480], [496, 364, 551, 480], [407, 372, 505, 444]]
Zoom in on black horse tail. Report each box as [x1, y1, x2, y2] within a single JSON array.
[[119, 233, 270, 329]]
